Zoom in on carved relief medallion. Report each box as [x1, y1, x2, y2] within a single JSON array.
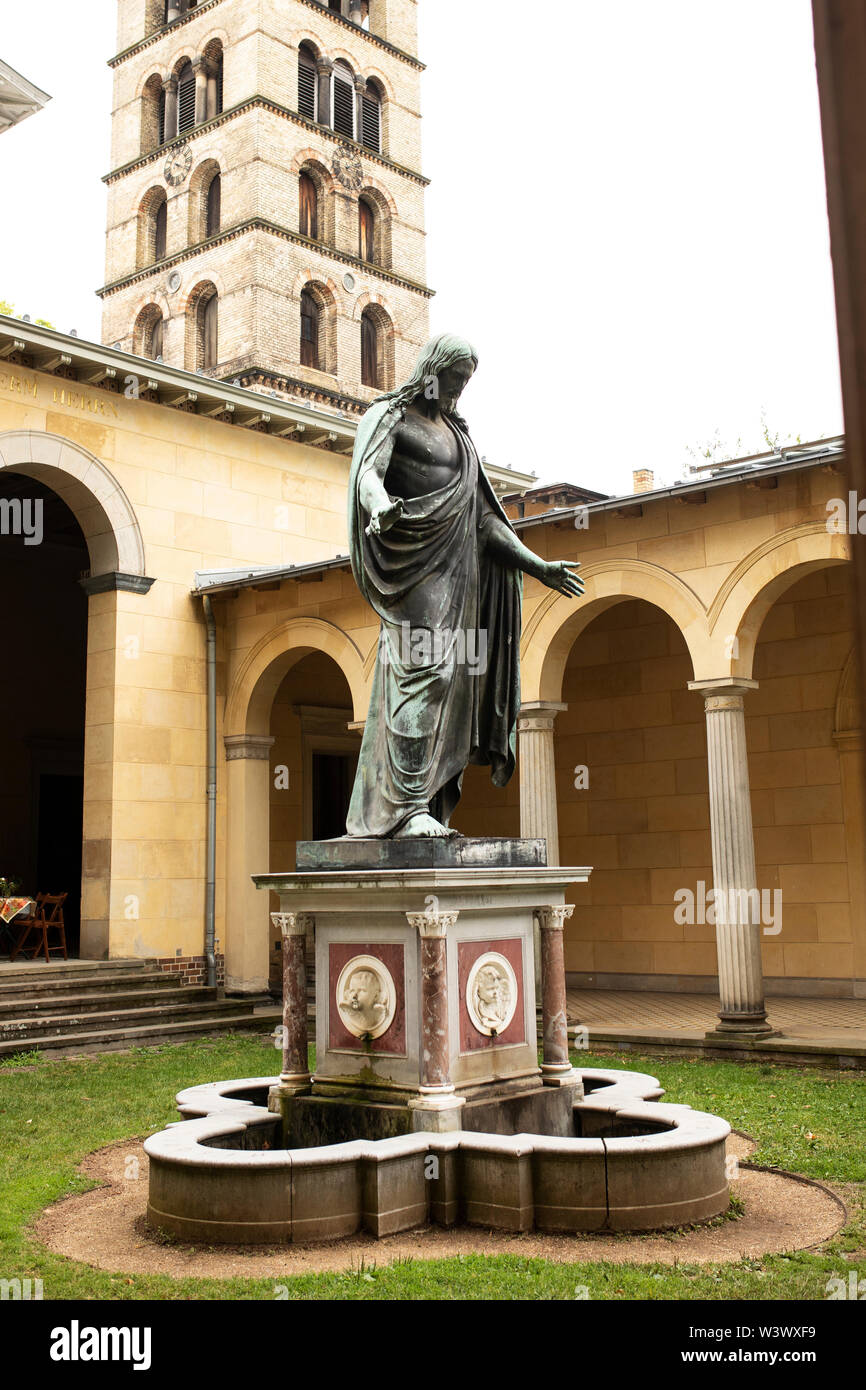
[[465, 952, 518, 1036], [335, 954, 396, 1039]]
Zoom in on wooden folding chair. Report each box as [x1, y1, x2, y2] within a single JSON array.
[[11, 893, 68, 963]]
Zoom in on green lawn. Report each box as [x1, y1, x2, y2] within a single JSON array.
[[0, 1035, 863, 1301]]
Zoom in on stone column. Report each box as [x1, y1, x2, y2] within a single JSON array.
[[354, 73, 367, 143], [405, 910, 465, 1130], [518, 702, 567, 864], [688, 678, 775, 1035], [349, 0, 364, 23], [224, 734, 274, 994], [535, 905, 575, 1083], [206, 64, 218, 120], [316, 58, 333, 128], [193, 57, 208, 125], [273, 911, 313, 1092], [167, 3, 181, 23], [163, 76, 179, 142], [519, 702, 567, 998]]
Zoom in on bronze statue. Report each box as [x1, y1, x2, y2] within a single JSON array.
[[346, 334, 583, 839]]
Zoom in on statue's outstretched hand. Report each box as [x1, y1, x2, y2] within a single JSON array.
[[542, 560, 584, 598], [366, 498, 405, 537]]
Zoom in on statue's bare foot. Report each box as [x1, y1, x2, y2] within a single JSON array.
[[395, 813, 457, 839]]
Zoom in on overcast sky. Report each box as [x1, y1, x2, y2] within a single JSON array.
[[0, 0, 844, 496]]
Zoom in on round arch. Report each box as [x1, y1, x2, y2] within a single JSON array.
[[709, 524, 851, 679], [0, 431, 146, 578], [522, 558, 707, 703], [225, 617, 368, 736]]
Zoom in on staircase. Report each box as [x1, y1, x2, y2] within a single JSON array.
[[0, 959, 282, 1060]]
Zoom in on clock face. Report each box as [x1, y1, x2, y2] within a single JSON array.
[[164, 143, 193, 188], [332, 147, 363, 192]]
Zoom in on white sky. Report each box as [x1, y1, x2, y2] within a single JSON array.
[[0, 0, 845, 497]]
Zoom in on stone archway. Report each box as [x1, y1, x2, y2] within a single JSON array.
[[0, 431, 146, 579], [223, 617, 368, 993]]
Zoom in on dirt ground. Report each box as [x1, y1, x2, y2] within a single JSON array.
[[33, 1132, 847, 1279]]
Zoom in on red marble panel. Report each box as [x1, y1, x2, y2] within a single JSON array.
[[457, 937, 525, 1053], [328, 942, 406, 1054]]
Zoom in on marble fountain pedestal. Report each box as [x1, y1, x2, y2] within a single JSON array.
[[256, 837, 588, 1142]]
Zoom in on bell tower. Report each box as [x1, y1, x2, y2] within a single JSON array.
[[100, 0, 431, 413]]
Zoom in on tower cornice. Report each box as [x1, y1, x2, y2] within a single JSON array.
[[97, 218, 435, 301], [108, 0, 424, 73], [102, 97, 429, 188]]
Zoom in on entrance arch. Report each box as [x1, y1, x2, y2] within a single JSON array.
[[0, 431, 146, 578], [223, 617, 368, 993]]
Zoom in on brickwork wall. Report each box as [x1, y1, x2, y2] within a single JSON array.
[[155, 952, 226, 986]]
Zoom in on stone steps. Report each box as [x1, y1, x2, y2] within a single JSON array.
[[0, 957, 282, 1059], [0, 1007, 283, 1060]]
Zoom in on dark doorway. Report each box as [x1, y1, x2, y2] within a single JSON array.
[[0, 471, 88, 959], [37, 773, 84, 956], [312, 752, 355, 840]]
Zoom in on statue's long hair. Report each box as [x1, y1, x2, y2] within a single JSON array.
[[373, 332, 478, 429]]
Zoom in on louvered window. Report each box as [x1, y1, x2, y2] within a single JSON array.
[[206, 175, 221, 238], [300, 173, 318, 241], [298, 48, 317, 121], [362, 91, 381, 152], [361, 312, 379, 388], [158, 89, 166, 145], [301, 290, 320, 369], [215, 58, 223, 115], [177, 63, 196, 133], [154, 200, 167, 261], [332, 62, 355, 139]]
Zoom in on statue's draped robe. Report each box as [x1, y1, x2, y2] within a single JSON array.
[[347, 399, 522, 838]]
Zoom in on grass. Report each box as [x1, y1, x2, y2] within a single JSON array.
[[0, 1034, 863, 1301]]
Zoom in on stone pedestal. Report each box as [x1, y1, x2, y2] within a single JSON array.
[[255, 843, 590, 1138]]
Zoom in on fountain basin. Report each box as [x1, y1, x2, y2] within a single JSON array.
[[144, 1068, 731, 1243]]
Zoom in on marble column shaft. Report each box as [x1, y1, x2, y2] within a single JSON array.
[[536, 905, 573, 1075], [273, 911, 313, 1083], [689, 679, 771, 1032], [316, 59, 333, 128], [407, 911, 458, 1091], [193, 59, 208, 125]]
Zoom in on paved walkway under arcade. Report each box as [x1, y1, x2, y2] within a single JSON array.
[[566, 988, 866, 1067]]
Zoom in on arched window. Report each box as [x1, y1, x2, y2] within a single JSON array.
[[134, 304, 166, 360], [158, 87, 166, 145], [154, 199, 167, 261], [361, 309, 379, 388], [298, 43, 317, 121], [300, 172, 318, 240], [201, 292, 218, 369], [177, 60, 196, 134], [359, 198, 375, 263], [206, 174, 221, 238], [361, 83, 381, 153], [332, 60, 355, 140], [301, 290, 320, 370]]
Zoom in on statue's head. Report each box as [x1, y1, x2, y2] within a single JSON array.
[[396, 333, 479, 416]]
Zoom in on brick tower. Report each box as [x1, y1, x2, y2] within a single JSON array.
[[100, 0, 431, 413]]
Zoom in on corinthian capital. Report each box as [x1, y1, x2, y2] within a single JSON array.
[[407, 910, 459, 939], [535, 905, 574, 932], [271, 912, 314, 938]]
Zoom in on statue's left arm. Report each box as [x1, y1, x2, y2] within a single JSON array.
[[481, 512, 585, 599]]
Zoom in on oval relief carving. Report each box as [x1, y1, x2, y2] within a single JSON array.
[[336, 954, 397, 1039], [466, 952, 518, 1036]]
